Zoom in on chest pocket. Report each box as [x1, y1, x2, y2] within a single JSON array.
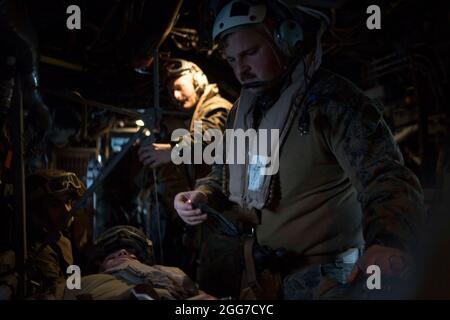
[[278, 109, 345, 201]]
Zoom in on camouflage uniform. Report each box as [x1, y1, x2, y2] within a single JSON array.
[[27, 234, 73, 299], [66, 225, 199, 300], [24, 170, 85, 299], [63, 260, 198, 300], [0, 250, 17, 300], [195, 68, 425, 299]]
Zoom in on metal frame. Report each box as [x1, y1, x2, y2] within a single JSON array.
[[11, 76, 27, 298]]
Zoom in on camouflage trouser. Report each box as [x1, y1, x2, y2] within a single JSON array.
[[282, 248, 361, 300]]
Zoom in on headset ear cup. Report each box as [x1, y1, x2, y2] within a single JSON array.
[[277, 19, 303, 57], [200, 73, 208, 88], [193, 71, 208, 92]]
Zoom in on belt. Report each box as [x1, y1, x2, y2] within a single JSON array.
[[253, 244, 361, 277]]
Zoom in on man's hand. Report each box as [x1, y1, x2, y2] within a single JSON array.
[[347, 244, 411, 283], [138, 143, 172, 168], [174, 191, 208, 226]]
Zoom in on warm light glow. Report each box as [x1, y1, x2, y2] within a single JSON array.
[[136, 119, 145, 127]]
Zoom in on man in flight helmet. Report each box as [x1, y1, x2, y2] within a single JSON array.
[[136, 59, 232, 270], [138, 58, 232, 172], [165, 59, 210, 110], [174, 0, 425, 299]]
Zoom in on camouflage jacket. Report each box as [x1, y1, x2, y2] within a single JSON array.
[[27, 234, 73, 299], [196, 68, 425, 254], [137, 84, 232, 192], [63, 260, 198, 300], [174, 83, 232, 185]]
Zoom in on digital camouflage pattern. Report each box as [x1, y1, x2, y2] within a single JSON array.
[[196, 68, 425, 256], [27, 234, 73, 299]]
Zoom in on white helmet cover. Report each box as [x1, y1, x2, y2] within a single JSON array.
[[212, 0, 267, 41]]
